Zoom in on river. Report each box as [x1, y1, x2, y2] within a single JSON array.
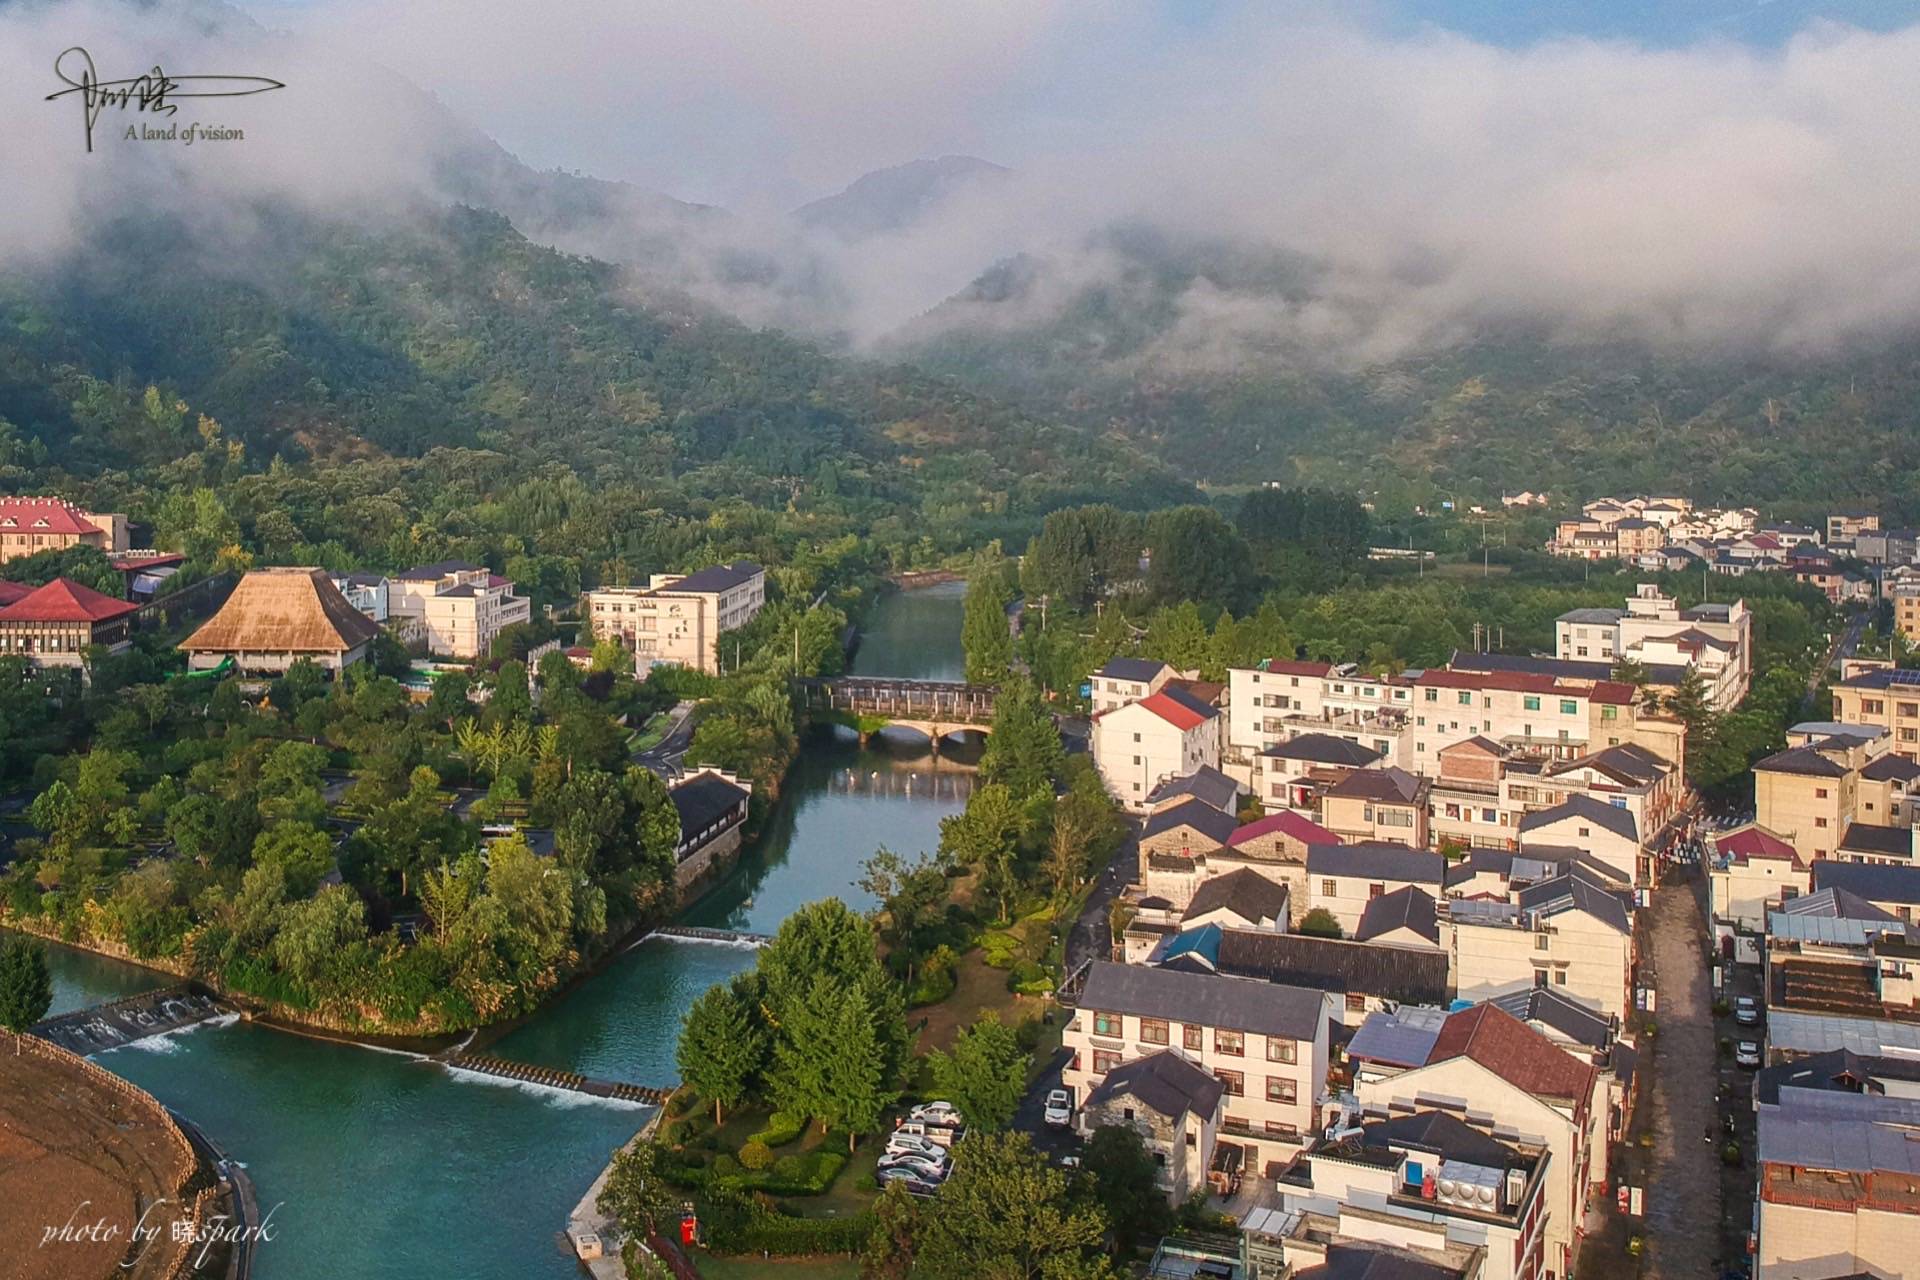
[[38, 580, 970, 1279]]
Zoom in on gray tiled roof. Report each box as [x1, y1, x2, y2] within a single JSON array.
[[1095, 656, 1169, 683], [667, 561, 764, 593], [1354, 886, 1439, 944], [1182, 868, 1290, 925], [1307, 842, 1445, 885], [1199, 929, 1450, 1006], [1078, 961, 1326, 1040], [1517, 793, 1638, 843], [1148, 765, 1243, 813], [1260, 733, 1382, 767], [1084, 1048, 1223, 1121], [1142, 798, 1240, 847], [1488, 987, 1614, 1050], [1813, 859, 1920, 905]]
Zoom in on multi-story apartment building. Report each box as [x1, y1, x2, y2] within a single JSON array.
[[1827, 511, 1881, 545], [586, 561, 766, 675], [1226, 659, 1413, 782], [1094, 687, 1223, 812], [1449, 868, 1635, 1020], [1350, 1004, 1607, 1280], [0, 577, 139, 667], [1754, 1089, 1920, 1280], [1830, 665, 1920, 762], [1709, 824, 1812, 936], [1752, 725, 1913, 864], [1404, 667, 1679, 772], [1064, 962, 1333, 1178], [1247, 1111, 1552, 1280], [1320, 767, 1431, 847], [1893, 578, 1920, 647], [1306, 843, 1446, 936], [1089, 657, 1177, 714], [0, 497, 127, 564], [1553, 584, 1752, 708], [388, 560, 532, 660]]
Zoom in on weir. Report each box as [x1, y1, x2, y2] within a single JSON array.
[[32, 985, 233, 1055], [650, 924, 773, 947], [442, 1053, 670, 1105]]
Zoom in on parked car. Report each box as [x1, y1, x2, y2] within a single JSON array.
[[893, 1119, 962, 1148], [878, 1152, 951, 1181], [1736, 1041, 1762, 1068], [1043, 1089, 1074, 1128], [910, 1102, 964, 1126], [885, 1134, 947, 1161], [1058, 1153, 1082, 1170], [875, 1166, 941, 1197], [1734, 996, 1761, 1026]]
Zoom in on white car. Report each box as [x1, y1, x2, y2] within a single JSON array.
[[893, 1119, 960, 1148], [910, 1102, 963, 1126], [1043, 1089, 1073, 1128], [1734, 996, 1761, 1026], [1736, 1041, 1762, 1068], [885, 1134, 946, 1161]]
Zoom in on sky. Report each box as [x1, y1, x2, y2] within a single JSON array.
[[8, 0, 1920, 361]]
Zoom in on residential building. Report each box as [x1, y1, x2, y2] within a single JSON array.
[[1352, 1004, 1607, 1280], [1831, 667, 1920, 761], [0, 577, 139, 667], [1152, 924, 1452, 1025], [1828, 511, 1882, 545], [1405, 668, 1682, 777], [388, 560, 532, 660], [1754, 727, 1899, 863], [1094, 686, 1223, 812], [1064, 962, 1334, 1178], [1553, 584, 1752, 707], [1130, 810, 1342, 937], [1090, 656, 1176, 714], [1514, 794, 1642, 884], [1251, 733, 1385, 815], [181, 567, 382, 675], [1146, 765, 1245, 816], [1894, 578, 1920, 647], [1710, 824, 1812, 938], [1246, 1110, 1549, 1280], [1320, 767, 1432, 847], [1812, 861, 1920, 925], [1306, 843, 1446, 936], [0, 496, 127, 564], [330, 572, 389, 623], [585, 561, 765, 675], [1226, 659, 1413, 782], [667, 769, 753, 895], [1449, 869, 1635, 1019], [1354, 885, 1443, 949], [1754, 1088, 1920, 1280], [1080, 1050, 1224, 1204]]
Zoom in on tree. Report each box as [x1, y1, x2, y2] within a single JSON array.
[[939, 784, 1027, 921], [0, 935, 52, 1051], [596, 1139, 680, 1242], [250, 823, 336, 898], [979, 678, 1065, 802], [1146, 506, 1255, 609], [488, 660, 532, 725], [1298, 907, 1343, 939], [1080, 1124, 1169, 1260], [676, 978, 765, 1123], [927, 1013, 1028, 1132], [272, 885, 368, 986], [963, 556, 1016, 685], [860, 1182, 921, 1280], [912, 1131, 1109, 1280]]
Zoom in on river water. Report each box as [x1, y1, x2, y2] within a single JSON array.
[[36, 581, 969, 1279]]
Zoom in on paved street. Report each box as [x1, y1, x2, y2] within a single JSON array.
[[1065, 820, 1140, 975], [1638, 873, 1724, 1280]]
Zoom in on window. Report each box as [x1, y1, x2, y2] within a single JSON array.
[[1140, 1018, 1170, 1046], [1534, 931, 1551, 951], [1184, 1024, 1203, 1051], [1092, 1011, 1122, 1037], [1815, 817, 1828, 828], [1345, 993, 1366, 1013], [1523, 695, 1541, 711], [1424, 688, 1438, 703], [1902, 702, 1919, 718], [1561, 699, 1579, 715], [1267, 1038, 1296, 1064], [1093, 1049, 1123, 1074], [1216, 1069, 1244, 1096], [1215, 1029, 1245, 1057], [1322, 879, 1337, 897], [1576, 646, 1588, 657], [1266, 1077, 1298, 1104], [1533, 969, 1549, 988], [1458, 691, 1473, 706], [1816, 787, 1829, 799], [1368, 883, 1385, 898], [1601, 705, 1618, 721], [1865, 699, 1886, 715], [1554, 970, 1568, 986]]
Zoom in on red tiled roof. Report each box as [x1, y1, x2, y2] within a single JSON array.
[[0, 581, 30, 607], [0, 497, 100, 536], [1139, 690, 1210, 731], [1428, 1004, 1598, 1104], [1264, 659, 1333, 677], [1228, 810, 1341, 848], [1418, 667, 1634, 704], [1715, 824, 1804, 867], [0, 576, 137, 623]]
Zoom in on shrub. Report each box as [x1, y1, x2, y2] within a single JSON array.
[[749, 1112, 805, 1148], [712, 1154, 742, 1178], [908, 966, 958, 1007], [1006, 960, 1052, 995], [981, 932, 1019, 969], [739, 1140, 774, 1171], [1721, 1142, 1742, 1167], [854, 1173, 878, 1193], [705, 1204, 874, 1257], [668, 1089, 698, 1117]]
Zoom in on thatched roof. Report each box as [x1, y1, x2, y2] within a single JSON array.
[[183, 568, 382, 655]]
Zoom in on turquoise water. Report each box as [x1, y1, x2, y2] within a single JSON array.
[[36, 583, 967, 1279]]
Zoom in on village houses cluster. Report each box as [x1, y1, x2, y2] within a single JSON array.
[[1077, 567, 1920, 1279]]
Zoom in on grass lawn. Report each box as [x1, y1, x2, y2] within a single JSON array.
[[912, 948, 1043, 1054], [695, 1254, 858, 1280], [628, 711, 673, 752]]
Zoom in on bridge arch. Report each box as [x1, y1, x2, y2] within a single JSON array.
[[796, 677, 998, 749]]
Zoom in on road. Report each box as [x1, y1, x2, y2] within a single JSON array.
[[1805, 610, 1868, 706], [1636, 872, 1724, 1280], [1065, 819, 1140, 975], [633, 700, 697, 778]]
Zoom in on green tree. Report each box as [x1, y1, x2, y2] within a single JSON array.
[[272, 885, 368, 986], [1146, 506, 1255, 609], [250, 823, 336, 898], [0, 935, 53, 1050], [860, 1182, 921, 1280], [963, 556, 1016, 685], [940, 784, 1028, 922], [1080, 1124, 1169, 1260], [676, 978, 766, 1123], [1298, 907, 1343, 939], [978, 678, 1065, 802], [927, 1013, 1028, 1132], [596, 1139, 680, 1242], [912, 1131, 1109, 1280]]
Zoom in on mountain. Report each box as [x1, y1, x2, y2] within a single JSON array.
[[888, 228, 1920, 522], [795, 156, 1011, 243]]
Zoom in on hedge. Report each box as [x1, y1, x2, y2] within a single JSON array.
[[748, 1111, 805, 1148], [706, 1206, 875, 1257]]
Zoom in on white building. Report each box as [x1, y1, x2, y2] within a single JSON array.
[[1093, 687, 1223, 812], [387, 560, 532, 660], [586, 561, 766, 675]]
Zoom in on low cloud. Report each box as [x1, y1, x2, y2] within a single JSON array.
[[6, 1, 1920, 364]]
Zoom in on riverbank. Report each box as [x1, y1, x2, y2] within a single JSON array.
[[564, 1109, 667, 1279]]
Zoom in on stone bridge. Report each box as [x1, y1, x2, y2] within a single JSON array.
[[796, 676, 997, 750]]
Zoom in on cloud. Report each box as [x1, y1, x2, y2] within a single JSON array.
[[6, 0, 1920, 364]]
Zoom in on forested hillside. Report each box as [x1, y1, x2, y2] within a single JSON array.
[[893, 229, 1920, 520], [0, 203, 1194, 585]]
